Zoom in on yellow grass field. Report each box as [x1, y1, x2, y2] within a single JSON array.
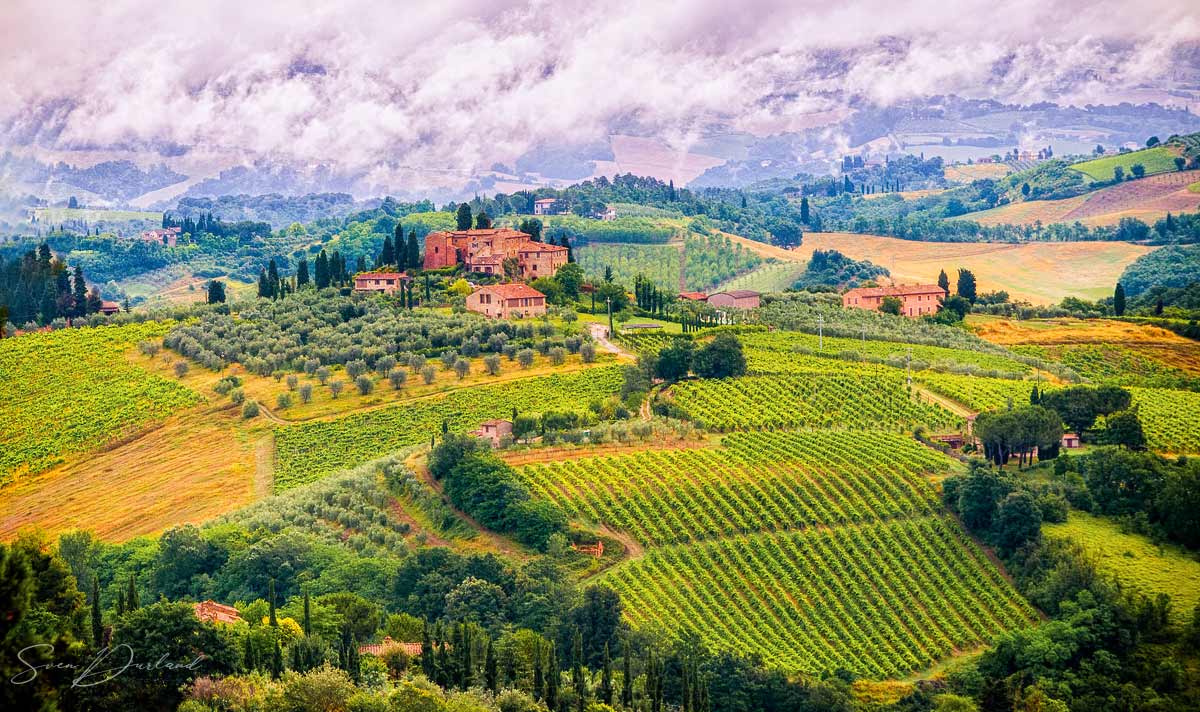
[[958, 170, 1200, 228], [968, 316, 1200, 378], [944, 164, 1013, 182], [0, 332, 621, 542], [723, 231, 1154, 304]]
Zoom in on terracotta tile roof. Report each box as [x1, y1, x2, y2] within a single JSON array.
[[844, 284, 946, 298], [474, 283, 546, 299], [355, 272, 406, 280], [193, 600, 242, 625], [100, 300, 122, 310], [678, 291, 707, 301], [517, 243, 568, 253], [712, 290, 760, 299], [358, 637, 424, 657], [534, 198, 558, 204], [431, 228, 530, 239]]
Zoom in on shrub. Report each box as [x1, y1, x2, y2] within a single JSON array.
[[242, 400, 260, 419], [173, 361, 190, 378], [230, 388, 246, 405], [580, 342, 597, 363], [277, 393, 292, 409]]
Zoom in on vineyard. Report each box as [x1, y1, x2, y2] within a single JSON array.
[[273, 366, 624, 490], [516, 431, 954, 545], [915, 372, 1037, 412], [738, 330, 1035, 376], [603, 516, 1037, 677], [1128, 387, 1200, 453], [575, 233, 762, 292], [0, 323, 201, 484], [668, 374, 962, 432]]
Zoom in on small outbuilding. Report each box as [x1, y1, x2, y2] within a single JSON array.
[[473, 419, 514, 447], [706, 290, 761, 309]]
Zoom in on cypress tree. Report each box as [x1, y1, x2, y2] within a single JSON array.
[[937, 269, 949, 293], [533, 641, 544, 701], [116, 590, 125, 616], [72, 265, 88, 317], [296, 257, 310, 287], [1114, 282, 1126, 316], [407, 230, 420, 270], [599, 643, 613, 705], [90, 575, 103, 647], [435, 641, 450, 687], [484, 640, 498, 693], [572, 629, 586, 712], [315, 250, 330, 289], [243, 631, 256, 671], [546, 644, 559, 711], [271, 638, 283, 679], [421, 623, 435, 679], [379, 235, 395, 267], [126, 574, 139, 611], [621, 640, 632, 708], [268, 578, 278, 627]]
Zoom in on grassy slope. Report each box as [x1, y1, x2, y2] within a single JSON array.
[[1045, 511, 1200, 623], [1069, 146, 1179, 181], [758, 231, 1153, 304], [34, 206, 162, 223]]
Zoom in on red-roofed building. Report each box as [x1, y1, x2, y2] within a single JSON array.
[[138, 227, 182, 247], [99, 301, 122, 316], [353, 272, 407, 295], [359, 637, 424, 658], [678, 291, 708, 301], [193, 600, 242, 625], [842, 284, 947, 317], [707, 290, 761, 309], [473, 419, 513, 447], [466, 284, 548, 319], [423, 228, 566, 279]]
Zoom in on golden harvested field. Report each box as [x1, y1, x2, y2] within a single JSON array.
[[1, 330, 621, 542], [944, 164, 1013, 182], [959, 171, 1200, 228], [0, 406, 264, 542], [725, 231, 1153, 304], [968, 316, 1200, 378]]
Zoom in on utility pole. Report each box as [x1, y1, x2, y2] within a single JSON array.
[[606, 297, 613, 338], [861, 325, 866, 345], [817, 315, 824, 351]]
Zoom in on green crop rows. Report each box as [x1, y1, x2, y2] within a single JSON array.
[[273, 366, 624, 490], [1128, 387, 1200, 453], [0, 323, 201, 483], [915, 372, 1037, 412], [669, 374, 961, 431], [514, 430, 1031, 676], [516, 431, 953, 545], [603, 516, 1037, 678]]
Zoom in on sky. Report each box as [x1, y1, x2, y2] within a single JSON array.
[[1, 0, 1197, 192]]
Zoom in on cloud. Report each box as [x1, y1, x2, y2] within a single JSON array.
[[1, 0, 1195, 192]]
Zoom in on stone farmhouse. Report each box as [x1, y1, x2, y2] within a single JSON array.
[[707, 290, 761, 309], [466, 283, 548, 319], [423, 228, 567, 280], [193, 600, 242, 625], [138, 227, 182, 246], [842, 284, 947, 318], [353, 271, 407, 295]]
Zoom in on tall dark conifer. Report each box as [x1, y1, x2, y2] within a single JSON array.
[[90, 575, 103, 647]]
